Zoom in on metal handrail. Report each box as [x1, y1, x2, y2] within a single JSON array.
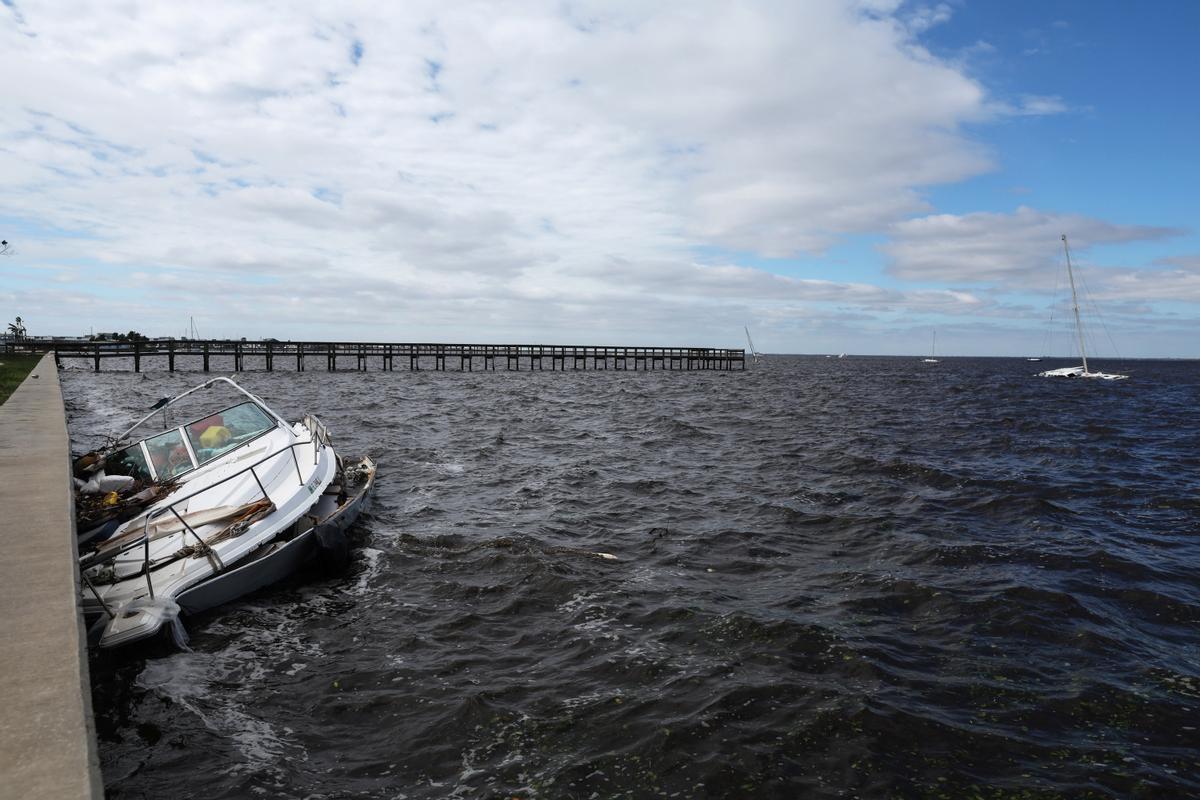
[[80, 433, 326, 573], [118, 376, 291, 441], [303, 414, 331, 462]]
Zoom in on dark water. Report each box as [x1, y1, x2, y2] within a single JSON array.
[[62, 355, 1200, 799]]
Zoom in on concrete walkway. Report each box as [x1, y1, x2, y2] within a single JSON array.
[[0, 353, 102, 798]]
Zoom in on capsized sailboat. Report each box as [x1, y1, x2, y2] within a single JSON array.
[[1038, 235, 1128, 380], [744, 326, 763, 364]]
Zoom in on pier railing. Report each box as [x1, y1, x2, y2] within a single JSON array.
[[46, 340, 746, 372]]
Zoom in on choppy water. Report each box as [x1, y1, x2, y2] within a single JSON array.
[[62, 355, 1200, 799]]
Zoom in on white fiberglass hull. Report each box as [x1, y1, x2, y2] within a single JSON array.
[[81, 424, 336, 648], [175, 456, 375, 616], [1037, 366, 1128, 380]]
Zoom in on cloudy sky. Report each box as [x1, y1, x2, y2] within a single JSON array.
[[2, 0, 1198, 356]]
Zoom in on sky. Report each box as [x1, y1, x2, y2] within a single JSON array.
[[2, 0, 1198, 357]]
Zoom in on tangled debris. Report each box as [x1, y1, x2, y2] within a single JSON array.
[[73, 448, 179, 549]]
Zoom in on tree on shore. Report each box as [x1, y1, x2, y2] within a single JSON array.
[[7, 316, 26, 340], [89, 331, 148, 342]]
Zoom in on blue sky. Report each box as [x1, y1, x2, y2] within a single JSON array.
[[924, 2, 1199, 227], [2, 0, 1198, 357]]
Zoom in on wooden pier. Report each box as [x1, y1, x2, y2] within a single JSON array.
[[43, 340, 746, 372]]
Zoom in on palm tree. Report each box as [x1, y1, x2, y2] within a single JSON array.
[[7, 316, 26, 340]]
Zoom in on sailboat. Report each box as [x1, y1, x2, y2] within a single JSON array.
[[744, 326, 763, 364], [1038, 235, 1127, 380], [921, 331, 940, 363]]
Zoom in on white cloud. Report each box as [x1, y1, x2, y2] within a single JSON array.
[[1009, 94, 1069, 116], [1, 3, 994, 265], [883, 207, 1182, 284], [903, 3, 954, 35], [1090, 262, 1200, 304]]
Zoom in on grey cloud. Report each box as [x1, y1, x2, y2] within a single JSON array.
[[883, 207, 1182, 284]]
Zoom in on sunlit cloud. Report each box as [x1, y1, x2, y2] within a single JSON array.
[[0, 1, 1003, 333]]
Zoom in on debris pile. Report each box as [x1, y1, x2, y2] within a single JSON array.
[[73, 449, 178, 548]]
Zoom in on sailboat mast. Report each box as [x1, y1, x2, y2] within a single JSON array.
[[1062, 234, 1088, 373], [745, 326, 755, 355]]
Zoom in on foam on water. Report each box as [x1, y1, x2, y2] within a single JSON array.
[[137, 648, 301, 776]]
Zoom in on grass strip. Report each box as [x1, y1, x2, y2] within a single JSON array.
[[0, 354, 44, 405]]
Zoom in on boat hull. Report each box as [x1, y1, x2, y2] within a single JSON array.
[[176, 456, 375, 617], [1038, 366, 1128, 380]]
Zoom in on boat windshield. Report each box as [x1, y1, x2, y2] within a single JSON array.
[[105, 443, 153, 482], [185, 401, 276, 466], [110, 400, 278, 482], [145, 429, 193, 480]]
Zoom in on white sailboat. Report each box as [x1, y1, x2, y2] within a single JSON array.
[[744, 326, 763, 364], [1038, 235, 1128, 380], [921, 330, 940, 363]]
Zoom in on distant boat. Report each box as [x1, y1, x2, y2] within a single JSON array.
[[1026, 357, 1042, 362], [921, 330, 940, 363], [744, 327, 762, 364], [837, 353, 847, 359], [1038, 235, 1127, 380]]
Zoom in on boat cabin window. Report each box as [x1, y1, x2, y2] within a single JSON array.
[[105, 444, 152, 483], [145, 429, 194, 480], [185, 401, 275, 465]]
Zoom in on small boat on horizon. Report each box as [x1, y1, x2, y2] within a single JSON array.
[[921, 330, 940, 363]]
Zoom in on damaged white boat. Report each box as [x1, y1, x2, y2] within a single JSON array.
[[77, 376, 366, 649]]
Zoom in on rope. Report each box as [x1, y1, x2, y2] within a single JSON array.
[[174, 498, 276, 558], [1038, 249, 1064, 357], [1074, 258, 1124, 365]]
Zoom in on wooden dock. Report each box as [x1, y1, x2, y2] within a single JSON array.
[[42, 340, 746, 372]]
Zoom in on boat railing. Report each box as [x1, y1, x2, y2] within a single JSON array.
[[80, 432, 330, 619], [302, 414, 331, 461]]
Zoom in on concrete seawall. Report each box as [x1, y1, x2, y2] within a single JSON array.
[[0, 353, 102, 798]]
